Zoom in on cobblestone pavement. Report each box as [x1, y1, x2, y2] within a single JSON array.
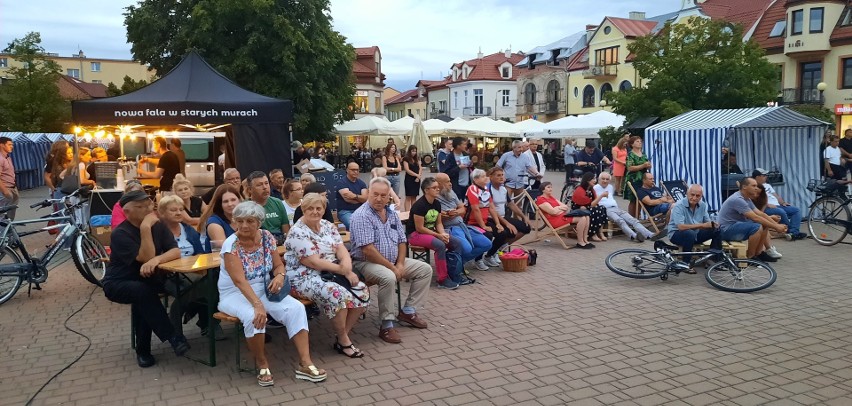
[[2, 181, 852, 406]]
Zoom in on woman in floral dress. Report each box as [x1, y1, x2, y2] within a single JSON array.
[[284, 193, 369, 358]]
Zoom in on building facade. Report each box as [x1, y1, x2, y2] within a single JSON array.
[[0, 50, 152, 86], [446, 50, 525, 121], [352, 46, 386, 118], [416, 78, 450, 119], [384, 88, 427, 121], [515, 32, 587, 122]]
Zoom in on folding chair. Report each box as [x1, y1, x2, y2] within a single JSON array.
[[627, 181, 664, 234], [661, 180, 689, 204], [524, 190, 576, 249]]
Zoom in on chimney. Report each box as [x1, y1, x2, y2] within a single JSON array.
[[477, 46, 483, 59], [505, 45, 511, 58], [629, 11, 646, 20], [586, 24, 598, 38]]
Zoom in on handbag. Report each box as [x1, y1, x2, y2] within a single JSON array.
[[320, 270, 369, 303], [567, 209, 591, 217], [59, 164, 80, 195], [260, 232, 290, 302]]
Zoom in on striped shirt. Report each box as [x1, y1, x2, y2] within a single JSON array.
[[349, 203, 407, 264]]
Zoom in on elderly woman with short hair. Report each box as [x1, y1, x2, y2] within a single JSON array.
[[285, 193, 369, 358], [299, 173, 316, 189], [218, 201, 326, 386]]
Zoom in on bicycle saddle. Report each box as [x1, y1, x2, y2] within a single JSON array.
[[654, 240, 680, 251]]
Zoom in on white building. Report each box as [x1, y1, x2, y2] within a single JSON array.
[[446, 50, 525, 121]]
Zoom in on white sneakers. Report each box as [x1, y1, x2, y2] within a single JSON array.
[[483, 255, 502, 267], [766, 246, 783, 259]]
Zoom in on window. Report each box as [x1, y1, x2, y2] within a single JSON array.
[[604, 26, 612, 35], [791, 9, 803, 35], [573, 87, 579, 98], [502, 66, 510, 78], [439, 100, 447, 113], [454, 91, 458, 108], [92, 80, 102, 84], [375, 96, 381, 114], [810, 8, 824, 33], [474, 89, 483, 115], [619, 80, 632, 91], [67, 68, 80, 78], [775, 64, 784, 93], [501, 89, 510, 106], [594, 46, 619, 66], [524, 83, 536, 105], [769, 20, 786, 38], [582, 85, 595, 108], [600, 83, 613, 102], [464, 90, 469, 107], [90, 62, 101, 72], [0, 58, 7, 68], [800, 61, 822, 103], [842, 7, 852, 26], [842, 59, 852, 89], [546, 80, 560, 102]]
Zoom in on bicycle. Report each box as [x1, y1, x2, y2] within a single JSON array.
[[0, 186, 110, 305], [605, 240, 777, 293], [560, 168, 584, 204], [805, 178, 852, 246]]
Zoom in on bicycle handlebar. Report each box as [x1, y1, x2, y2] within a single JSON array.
[[31, 186, 93, 210]]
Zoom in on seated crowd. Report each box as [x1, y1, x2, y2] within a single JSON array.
[[101, 137, 808, 387]]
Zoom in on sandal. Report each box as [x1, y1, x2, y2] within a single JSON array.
[[683, 268, 697, 274], [333, 339, 364, 358], [257, 368, 274, 387], [295, 364, 328, 382]]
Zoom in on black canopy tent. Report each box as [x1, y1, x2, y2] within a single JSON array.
[[72, 51, 294, 177]]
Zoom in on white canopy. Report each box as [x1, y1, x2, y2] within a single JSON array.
[[445, 117, 478, 135], [334, 115, 410, 135], [541, 110, 625, 138], [469, 117, 518, 138], [512, 119, 546, 137], [422, 119, 449, 135]]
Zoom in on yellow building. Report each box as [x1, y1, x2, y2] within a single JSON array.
[[751, 0, 852, 130], [384, 88, 427, 121], [352, 46, 385, 117], [0, 50, 153, 86]]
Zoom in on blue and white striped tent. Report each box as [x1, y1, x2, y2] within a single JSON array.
[[645, 107, 828, 212]]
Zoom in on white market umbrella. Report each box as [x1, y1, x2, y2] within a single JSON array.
[[408, 117, 433, 158], [512, 118, 546, 138], [422, 119, 448, 135], [445, 117, 478, 135], [469, 117, 518, 138], [541, 114, 585, 137]]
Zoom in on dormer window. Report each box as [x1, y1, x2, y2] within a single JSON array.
[[841, 7, 852, 26], [502, 66, 510, 78], [769, 20, 785, 38]]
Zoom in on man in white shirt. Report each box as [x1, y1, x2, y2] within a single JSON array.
[[594, 172, 660, 242], [526, 139, 546, 190], [824, 136, 846, 180], [753, 168, 806, 241]]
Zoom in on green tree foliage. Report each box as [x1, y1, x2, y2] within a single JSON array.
[[608, 17, 777, 124], [787, 105, 835, 129], [597, 125, 625, 151], [124, 0, 356, 141], [0, 32, 69, 132], [106, 75, 150, 96]]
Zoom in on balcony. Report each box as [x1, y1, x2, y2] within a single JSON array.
[[780, 88, 823, 105], [463, 106, 493, 117], [543, 100, 561, 114], [429, 109, 446, 118], [582, 65, 618, 79]]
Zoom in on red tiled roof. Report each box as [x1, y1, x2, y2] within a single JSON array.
[[57, 75, 108, 99], [352, 46, 384, 85], [416, 77, 451, 91], [354, 46, 379, 57], [606, 17, 658, 39], [449, 52, 526, 83], [831, 25, 852, 44], [698, 0, 774, 33], [566, 46, 589, 72], [385, 89, 420, 105], [751, 0, 786, 53]]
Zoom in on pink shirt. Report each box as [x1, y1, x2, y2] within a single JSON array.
[[110, 201, 126, 229]]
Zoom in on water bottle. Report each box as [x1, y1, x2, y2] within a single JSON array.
[[116, 169, 125, 190]]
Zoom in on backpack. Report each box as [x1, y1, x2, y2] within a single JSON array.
[[446, 250, 463, 283]]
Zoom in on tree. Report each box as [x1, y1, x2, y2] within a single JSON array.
[[608, 17, 777, 124], [124, 0, 356, 141], [0, 32, 69, 132], [106, 75, 150, 96], [788, 105, 835, 129]]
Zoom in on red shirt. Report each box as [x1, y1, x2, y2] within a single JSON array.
[[466, 184, 492, 225]]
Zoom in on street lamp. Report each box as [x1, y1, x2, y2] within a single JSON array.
[[599, 99, 608, 108], [817, 82, 827, 105]]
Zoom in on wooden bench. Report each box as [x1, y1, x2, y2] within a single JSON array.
[[696, 240, 748, 259], [408, 246, 431, 264]]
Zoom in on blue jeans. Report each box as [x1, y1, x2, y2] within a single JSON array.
[[447, 225, 492, 263], [649, 203, 670, 216], [720, 221, 760, 241], [337, 210, 354, 230], [765, 205, 801, 235], [670, 228, 720, 263], [387, 174, 400, 194]]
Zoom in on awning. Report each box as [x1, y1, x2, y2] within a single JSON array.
[[626, 116, 659, 131]]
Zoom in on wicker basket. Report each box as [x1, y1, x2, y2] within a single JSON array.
[[498, 245, 529, 272]]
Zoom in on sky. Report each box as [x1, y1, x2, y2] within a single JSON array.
[[1, 0, 682, 91]]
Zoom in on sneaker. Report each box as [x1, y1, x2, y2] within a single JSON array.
[[649, 229, 668, 241], [474, 259, 490, 271], [793, 232, 808, 240], [754, 252, 778, 263], [458, 276, 476, 285], [168, 334, 191, 357], [438, 279, 459, 290], [635, 233, 646, 243], [483, 255, 501, 267], [766, 246, 782, 259]]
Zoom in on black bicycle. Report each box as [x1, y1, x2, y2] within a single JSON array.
[[0, 187, 110, 305], [560, 168, 584, 203], [805, 178, 851, 246], [605, 241, 777, 293]]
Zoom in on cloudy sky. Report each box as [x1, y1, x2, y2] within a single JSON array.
[[1, 0, 681, 90]]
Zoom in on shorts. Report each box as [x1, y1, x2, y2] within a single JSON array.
[[720, 221, 760, 241]]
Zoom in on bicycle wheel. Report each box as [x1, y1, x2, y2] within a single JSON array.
[[705, 258, 776, 293], [71, 233, 109, 287], [0, 247, 24, 305], [807, 196, 851, 246], [560, 183, 575, 204], [605, 249, 669, 279]]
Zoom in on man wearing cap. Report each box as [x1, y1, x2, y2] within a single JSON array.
[[575, 140, 611, 176], [101, 190, 190, 368], [0, 137, 19, 220], [753, 168, 806, 240]]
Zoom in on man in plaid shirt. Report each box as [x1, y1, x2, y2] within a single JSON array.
[[351, 178, 433, 344]]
